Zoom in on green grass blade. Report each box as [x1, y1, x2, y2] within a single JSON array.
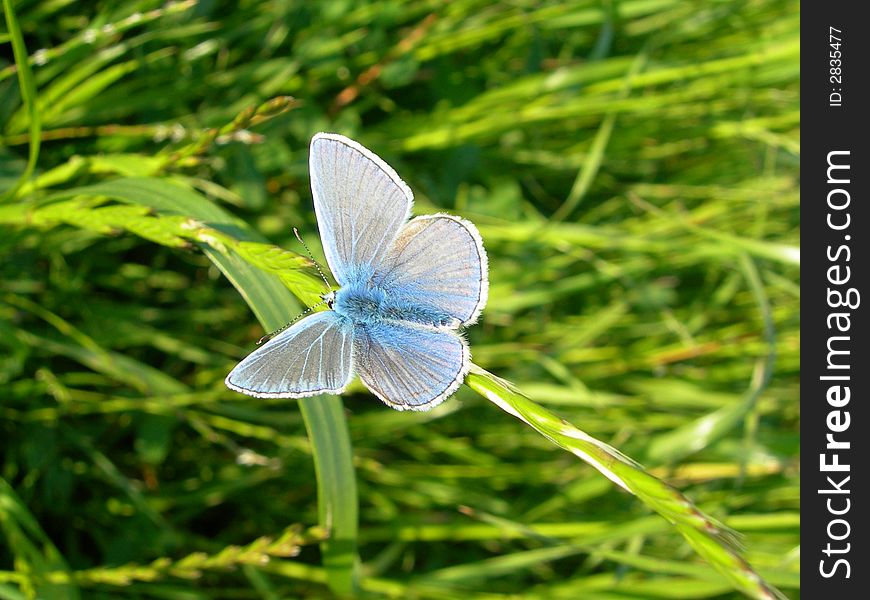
[[1, 0, 41, 201], [552, 45, 649, 221], [301, 400, 359, 592], [464, 365, 783, 600]]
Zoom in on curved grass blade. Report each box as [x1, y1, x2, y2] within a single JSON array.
[[465, 365, 784, 600], [44, 177, 359, 594], [1, 0, 41, 202]]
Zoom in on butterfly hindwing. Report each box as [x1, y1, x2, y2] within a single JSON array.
[[353, 320, 469, 411], [309, 133, 413, 286], [225, 311, 354, 398], [374, 214, 488, 326]]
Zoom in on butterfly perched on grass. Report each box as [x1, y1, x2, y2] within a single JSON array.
[[226, 133, 488, 410]]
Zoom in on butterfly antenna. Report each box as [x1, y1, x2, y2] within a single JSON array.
[[293, 227, 332, 292], [257, 229, 334, 345], [257, 299, 328, 345]]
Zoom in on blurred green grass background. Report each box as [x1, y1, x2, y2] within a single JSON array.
[[1, 1, 799, 599]]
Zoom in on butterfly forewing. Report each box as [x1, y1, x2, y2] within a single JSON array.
[[226, 311, 354, 398], [374, 214, 488, 326], [309, 133, 413, 286], [354, 321, 469, 410]]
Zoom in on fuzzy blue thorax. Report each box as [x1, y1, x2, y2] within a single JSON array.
[[332, 276, 457, 328]]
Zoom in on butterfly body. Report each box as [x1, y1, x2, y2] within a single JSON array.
[[333, 279, 456, 329], [226, 133, 488, 411]]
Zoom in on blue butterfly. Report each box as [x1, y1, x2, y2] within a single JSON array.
[[226, 133, 488, 410]]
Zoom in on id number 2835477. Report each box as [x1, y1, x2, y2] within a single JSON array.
[[829, 26, 843, 107]]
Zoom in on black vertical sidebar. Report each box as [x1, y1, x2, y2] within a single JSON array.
[[802, 3, 868, 598]]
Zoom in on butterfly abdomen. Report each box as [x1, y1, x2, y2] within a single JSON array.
[[382, 300, 457, 328]]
